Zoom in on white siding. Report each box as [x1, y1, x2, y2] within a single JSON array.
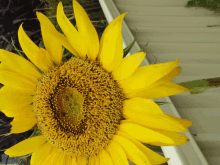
[[100, 0, 220, 164]]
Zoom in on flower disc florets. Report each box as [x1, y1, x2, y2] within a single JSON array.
[[33, 56, 125, 157]]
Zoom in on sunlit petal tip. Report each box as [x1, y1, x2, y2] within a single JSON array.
[[36, 11, 45, 22], [18, 23, 40, 58], [36, 11, 40, 16], [98, 12, 128, 72], [116, 12, 128, 24], [121, 12, 128, 18], [57, 0, 86, 59], [72, 0, 99, 61], [58, 1, 63, 8]]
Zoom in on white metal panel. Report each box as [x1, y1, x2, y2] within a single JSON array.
[[113, 0, 189, 6], [117, 6, 219, 17], [126, 16, 220, 27]]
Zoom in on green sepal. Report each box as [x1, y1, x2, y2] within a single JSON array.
[[123, 28, 138, 58], [29, 128, 42, 138]]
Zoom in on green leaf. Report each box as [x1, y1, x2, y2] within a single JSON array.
[[179, 77, 220, 95], [123, 28, 138, 58]]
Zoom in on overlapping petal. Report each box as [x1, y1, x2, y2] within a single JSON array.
[[122, 97, 193, 132], [98, 13, 127, 72], [117, 59, 180, 91], [30, 142, 53, 165], [118, 122, 189, 146], [125, 81, 190, 99], [0, 70, 36, 93], [113, 135, 151, 165], [57, 2, 86, 59], [117, 131, 170, 165], [112, 52, 146, 80], [73, 0, 99, 61], [18, 25, 54, 72], [9, 105, 37, 133], [98, 149, 113, 165], [0, 49, 42, 83], [0, 91, 33, 111], [77, 156, 89, 165], [89, 154, 99, 165], [5, 135, 47, 157], [36, 12, 79, 64], [105, 141, 128, 165], [40, 147, 59, 165], [123, 97, 163, 115]]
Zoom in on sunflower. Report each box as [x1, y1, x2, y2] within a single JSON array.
[[1, 0, 193, 164]]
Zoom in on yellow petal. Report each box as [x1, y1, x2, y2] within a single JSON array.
[[10, 105, 37, 134], [47, 147, 63, 165], [40, 146, 58, 165], [77, 156, 88, 165], [36, 12, 79, 64], [71, 156, 77, 165], [99, 149, 113, 165], [73, 0, 99, 61], [4, 135, 47, 157], [0, 70, 36, 91], [30, 142, 53, 165], [160, 66, 182, 82], [125, 81, 190, 99], [113, 135, 151, 165], [65, 155, 73, 165], [0, 49, 42, 83], [112, 52, 146, 80], [105, 141, 128, 165], [35, 48, 54, 73], [123, 97, 163, 115], [143, 66, 182, 90], [123, 104, 189, 132], [118, 122, 189, 146], [57, 2, 85, 59], [0, 92, 33, 111], [117, 59, 180, 92], [36, 12, 61, 65], [89, 154, 99, 165], [163, 114, 194, 129], [0, 85, 34, 96], [121, 116, 187, 133], [98, 13, 128, 72], [18, 25, 54, 72], [117, 131, 170, 165], [56, 150, 68, 165]]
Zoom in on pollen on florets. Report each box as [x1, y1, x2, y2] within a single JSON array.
[[33, 56, 126, 157]]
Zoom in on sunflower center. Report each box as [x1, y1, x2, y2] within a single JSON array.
[[33, 56, 125, 157]]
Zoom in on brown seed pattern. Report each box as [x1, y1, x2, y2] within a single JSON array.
[[33, 56, 126, 157]]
